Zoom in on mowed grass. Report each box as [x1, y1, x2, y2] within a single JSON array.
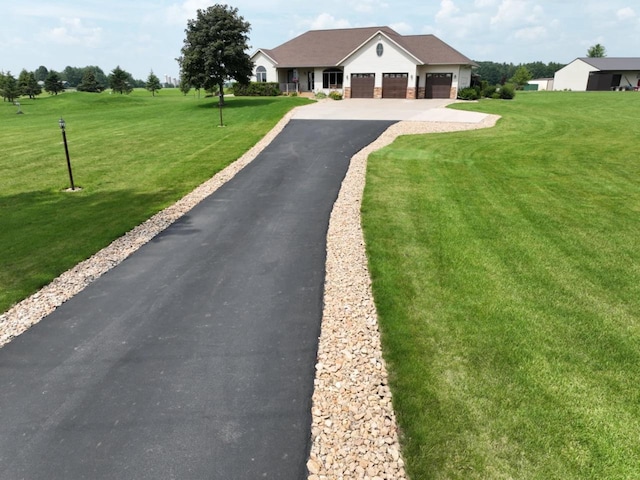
[[362, 92, 640, 479], [1, 89, 312, 313]]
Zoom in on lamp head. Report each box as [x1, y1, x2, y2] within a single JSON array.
[[59, 118, 65, 130]]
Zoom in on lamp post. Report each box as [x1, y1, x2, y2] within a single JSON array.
[[58, 118, 75, 191]]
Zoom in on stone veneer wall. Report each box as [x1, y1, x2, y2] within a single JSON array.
[[373, 87, 382, 99], [344, 87, 351, 99], [406, 87, 416, 99], [450, 86, 458, 99]]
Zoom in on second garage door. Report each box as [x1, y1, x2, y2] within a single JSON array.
[[351, 73, 375, 98], [426, 73, 453, 98], [382, 73, 408, 98]]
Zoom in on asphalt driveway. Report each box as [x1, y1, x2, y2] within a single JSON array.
[[0, 119, 394, 479]]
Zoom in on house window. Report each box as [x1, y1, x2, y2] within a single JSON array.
[[322, 68, 343, 89], [256, 66, 267, 82]]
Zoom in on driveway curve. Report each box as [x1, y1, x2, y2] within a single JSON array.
[[0, 119, 394, 479]]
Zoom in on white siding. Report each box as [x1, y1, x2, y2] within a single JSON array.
[[342, 33, 418, 90], [250, 51, 277, 83], [553, 59, 596, 91]]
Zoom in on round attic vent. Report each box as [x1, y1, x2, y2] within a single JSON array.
[[376, 43, 384, 57]]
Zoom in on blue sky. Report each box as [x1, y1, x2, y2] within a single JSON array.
[[2, 0, 639, 80]]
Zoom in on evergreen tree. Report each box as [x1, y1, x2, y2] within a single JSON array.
[[108, 66, 133, 94], [145, 71, 162, 96], [1, 72, 20, 102], [44, 71, 65, 95], [77, 69, 104, 92], [18, 70, 42, 98]]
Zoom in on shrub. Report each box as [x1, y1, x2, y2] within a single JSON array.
[[458, 87, 480, 100], [482, 84, 497, 98], [328, 91, 342, 100], [232, 82, 280, 96], [499, 83, 516, 100], [315, 91, 327, 99]]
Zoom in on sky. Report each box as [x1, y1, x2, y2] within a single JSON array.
[[2, 0, 639, 81]]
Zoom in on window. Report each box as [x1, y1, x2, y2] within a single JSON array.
[[322, 68, 343, 89], [256, 66, 267, 82]]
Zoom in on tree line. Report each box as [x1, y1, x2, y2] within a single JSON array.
[[1, 65, 166, 102], [474, 61, 566, 86]]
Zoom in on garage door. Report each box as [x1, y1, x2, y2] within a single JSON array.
[[426, 73, 453, 98], [382, 73, 408, 98], [351, 73, 375, 98]]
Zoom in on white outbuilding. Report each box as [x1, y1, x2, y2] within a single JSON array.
[[554, 58, 640, 91]]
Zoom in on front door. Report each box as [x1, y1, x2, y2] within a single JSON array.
[[308, 71, 315, 91]]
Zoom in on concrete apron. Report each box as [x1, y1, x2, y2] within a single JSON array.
[[291, 98, 490, 123]]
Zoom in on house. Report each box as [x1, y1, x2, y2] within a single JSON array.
[[250, 26, 477, 99], [553, 58, 640, 91]]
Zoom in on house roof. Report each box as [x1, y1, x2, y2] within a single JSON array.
[[579, 57, 640, 71], [254, 26, 476, 68]]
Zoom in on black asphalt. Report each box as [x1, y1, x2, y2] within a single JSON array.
[[0, 119, 395, 479]]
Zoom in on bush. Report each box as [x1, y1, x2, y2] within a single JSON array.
[[232, 82, 280, 96], [315, 91, 327, 99], [499, 83, 516, 100], [458, 87, 480, 100], [328, 91, 342, 100], [482, 84, 497, 98]]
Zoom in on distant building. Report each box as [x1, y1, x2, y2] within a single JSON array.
[[553, 58, 640, 91]]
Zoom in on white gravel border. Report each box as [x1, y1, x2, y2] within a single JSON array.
[[0, 105, 499, 480]]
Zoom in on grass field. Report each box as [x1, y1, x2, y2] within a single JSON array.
[[0, 89, 311, 314], [362, 92, 640, 479]]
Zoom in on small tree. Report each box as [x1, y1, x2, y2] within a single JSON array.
[[19, 70, 42, 99], [587, 44, 607, 58], [179, 78, 191, 96], [108, 66, 133, 94], [77, 69, 104, 92], [178, 4, 253, 106], [44, 71, 65, 95], [1, 72, 20, 102], [509, 66, 533, 90], [145, 71, 162, 96]]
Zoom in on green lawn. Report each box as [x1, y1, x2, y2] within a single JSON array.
[[0, 89, 311, 313], [362, 92, 640, 479]]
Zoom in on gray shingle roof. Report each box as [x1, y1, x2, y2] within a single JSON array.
[[256, 26, 476, 68]]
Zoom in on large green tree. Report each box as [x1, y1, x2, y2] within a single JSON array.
[[0, 72, 20, 102], [108, 65, 133, 94], [44, 71, 65, 95], [34, 65, 49, 82], [587, 43, 607, 58], [178, 4, 253, 105], [18, 69, 42, 98], [77, 69, 104, 92], [145, 71, 162, 96], [509, 66, 533, 89]]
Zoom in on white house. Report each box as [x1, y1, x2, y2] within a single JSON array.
[[250, 26, 477, 99], [554, 58, 640, 91]]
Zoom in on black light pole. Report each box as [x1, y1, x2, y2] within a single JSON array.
[[59, 118, 75, 191]]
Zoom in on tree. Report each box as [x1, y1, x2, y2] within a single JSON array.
[[587, 44, 606, 58], [63, 66, 83, 87], [145, 71, 162, 96], [34, 65, 49, 82], [179, 77, 192, 96], [44, 71, 65, 95], [108, 65, 133, 94], [509, 66, 533, 89], [0, 72, 20, 102], [77, 69, 104, 92], [18, 69, 42, 98], [178, 4, 253, 105]]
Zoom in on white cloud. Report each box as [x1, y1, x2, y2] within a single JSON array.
[[390, 22, 413, 34], [306, 13, 352, 30], [352, 0, 389, 14], [491, 0, 543, 26], [436, 0, 461, 21], [164, 0, 212, 26], [42, 17, 102, 47], [616, 7, 636, 20], [514, 25, 546, 41]]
